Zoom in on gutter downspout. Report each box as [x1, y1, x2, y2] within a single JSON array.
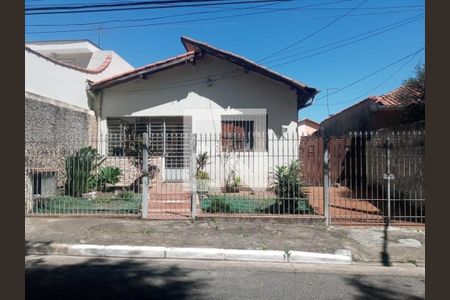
[[86, 82, 102, 153]]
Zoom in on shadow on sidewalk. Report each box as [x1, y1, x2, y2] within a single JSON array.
[[381, 221, 391, 267], [345, 276, 424, 300], [26, 256, 207, 300]]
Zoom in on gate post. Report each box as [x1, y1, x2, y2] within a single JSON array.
[[142, 133, 149, 219], [383, 134, 394, 226], [323, 136, 330, 225], [190, 134, 197, 220]]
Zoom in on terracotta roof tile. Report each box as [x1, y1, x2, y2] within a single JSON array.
[[369, 86, 422, 107]]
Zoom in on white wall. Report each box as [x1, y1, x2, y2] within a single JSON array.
[[25, 49, 90, 109], [25, 48, 133, 110], [100, 54, 299, 138], [100, 54, 301, 188]]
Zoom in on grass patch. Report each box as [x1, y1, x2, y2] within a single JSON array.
[[201, 195, 315, 214], [201, 195, 276, 214], [34, 195, 141, 214]]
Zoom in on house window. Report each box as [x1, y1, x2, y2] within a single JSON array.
[[221, 120, 255, 151]]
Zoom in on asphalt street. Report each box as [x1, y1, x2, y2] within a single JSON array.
[[25, 255, 425, 300]]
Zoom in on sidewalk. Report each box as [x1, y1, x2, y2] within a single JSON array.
[[25, 217, 425, 266]]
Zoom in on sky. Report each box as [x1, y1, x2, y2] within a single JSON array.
[[25, 0, 425, 123]]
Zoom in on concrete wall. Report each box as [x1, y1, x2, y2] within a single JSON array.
[[320, 99, 375, 136]]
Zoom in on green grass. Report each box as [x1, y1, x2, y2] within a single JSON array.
[[200, 195, 315, 214], [201, 195, 276, 214], [34, 195, 141, 214]]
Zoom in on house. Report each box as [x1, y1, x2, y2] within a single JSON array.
[[298, 118, 320, 137], [25, 39, 133, 142], [320, 86, 422, 136], [88, 36, 319, 188]]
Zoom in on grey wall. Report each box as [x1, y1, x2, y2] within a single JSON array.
[[25, 92, 97, 143]]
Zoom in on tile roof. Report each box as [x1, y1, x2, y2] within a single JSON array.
[[320, 86, 422, 125], [180, 36, 319, 98], [90, 51, 196, 90], [369, 86, 422, 107], [89, 36, 319, 107]]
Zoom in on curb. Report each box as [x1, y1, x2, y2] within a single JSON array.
[[26, 242, 352, 265]]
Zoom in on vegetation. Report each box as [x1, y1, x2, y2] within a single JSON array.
[[34, 195, 140, 214], [94, 166, 121, 192], [225, 170, 240, 193], [65, 146, 103, 197], [201, 195, 275, 214], [116, 190, 141, 201], [268, 160, 313, 214]]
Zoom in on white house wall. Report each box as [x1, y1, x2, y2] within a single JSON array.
[[25, 49, 90, 109], [100, 54, 299, 137], [100, 54, 300, 189], [25, 49, 133, 110]]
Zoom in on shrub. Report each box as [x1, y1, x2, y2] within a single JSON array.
[[65, 146, 102, 197], [196, 170, 210, 180], [94, 166, 121, 191], [269, 160, 311, 214], [196, 152, 210, 180]]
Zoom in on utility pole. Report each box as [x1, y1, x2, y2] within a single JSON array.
[[326, 88, 339, 117]]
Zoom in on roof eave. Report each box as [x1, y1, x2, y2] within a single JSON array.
[[90, 52, 196, 91], [180, 36, 319, 98]]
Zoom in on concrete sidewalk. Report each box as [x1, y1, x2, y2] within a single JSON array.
[[25, 217, 425, 266]]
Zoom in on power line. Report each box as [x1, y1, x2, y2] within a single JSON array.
[[25, 0, 288, 15], [26, 3, 422, 27], [25, 0, 261, 10], [256, 0, 367, 63], [25, 0, 355, 34], [314, 50, 422, 108], [312, 47, 425, 103], [266, 14, 423, 67], [25, 0, 290, 27]]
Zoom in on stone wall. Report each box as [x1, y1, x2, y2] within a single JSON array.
[[25, 91, 97, 143], [25, 92, 98, 209]]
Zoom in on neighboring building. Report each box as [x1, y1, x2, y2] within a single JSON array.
[[25, 39, 133, 142], [320, 86, 422, 136], [88, 36, 319, 187], [25, 40, 133, 207], [298, 118, 320, 137]]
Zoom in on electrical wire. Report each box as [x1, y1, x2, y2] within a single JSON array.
[[314, 50, 422, 108], [266, 14, 423, 67], [256, 0, 367, 63], [25, 0, 288, 15], [312, 47, 425, 103]]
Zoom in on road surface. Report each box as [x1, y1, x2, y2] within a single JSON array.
[[25, 255, 425, 300]]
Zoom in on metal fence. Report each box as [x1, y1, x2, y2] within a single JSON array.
[[25, 130, 425, 225], [25, 136, 144, 217], [300, 130, 425, 225]]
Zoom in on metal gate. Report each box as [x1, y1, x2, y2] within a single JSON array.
[[300, 130, 425, 225]]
